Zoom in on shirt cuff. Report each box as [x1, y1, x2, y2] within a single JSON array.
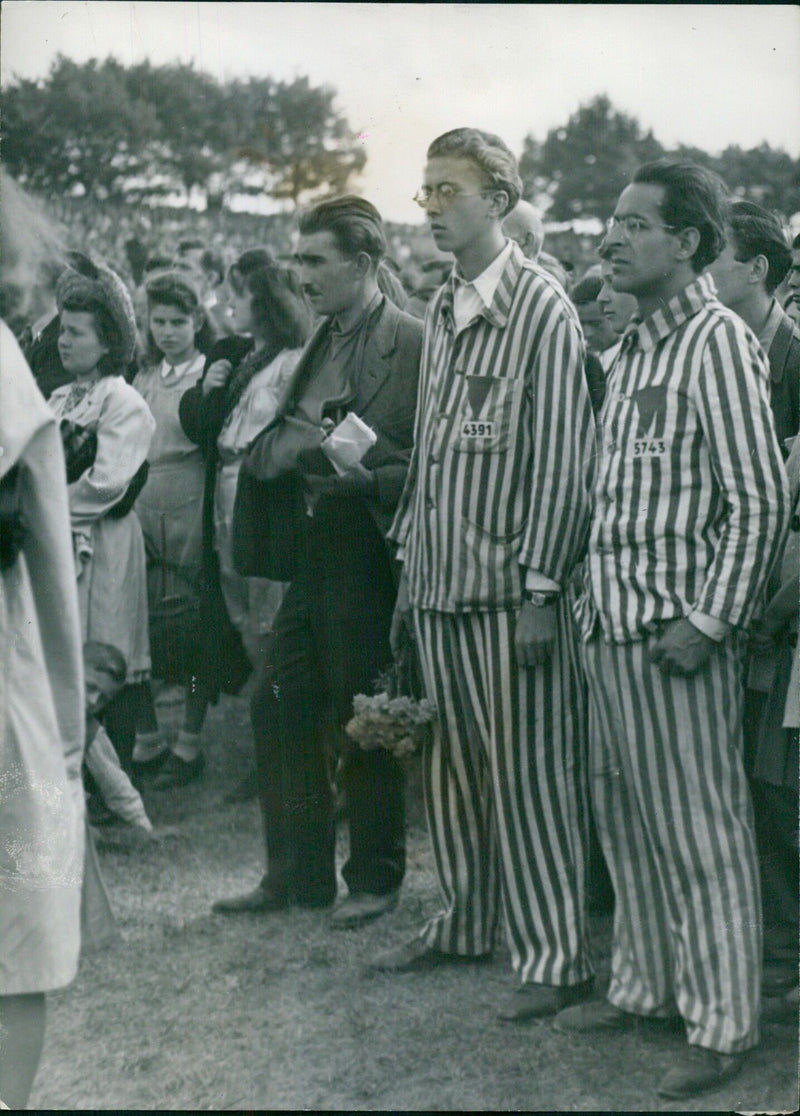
[[394, 545, 406, 563], [525, 570, 561, 592], [688, 611, 731, 642]]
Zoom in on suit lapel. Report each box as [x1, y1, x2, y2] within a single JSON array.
[[275, 319, 331, 415], [355, 301, 400, 412]]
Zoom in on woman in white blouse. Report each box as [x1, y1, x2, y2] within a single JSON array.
[[48, 261, 155, 773]]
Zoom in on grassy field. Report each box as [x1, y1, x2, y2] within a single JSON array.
[[31, 693, 799, 1111]]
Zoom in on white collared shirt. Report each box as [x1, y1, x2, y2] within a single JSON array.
[[452, 240, 514, 334], [159, 353, 203, 381]]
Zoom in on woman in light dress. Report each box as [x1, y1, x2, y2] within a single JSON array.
[[48, 260, 155, 774], [0, 172, 85, 1109]]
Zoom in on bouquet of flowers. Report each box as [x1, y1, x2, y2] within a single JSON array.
[[346, 647, 436, 759]]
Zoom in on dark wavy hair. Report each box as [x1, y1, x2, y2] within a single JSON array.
[[145, 270, 215, 363], [726, 200, 791, 296], [227, 249, 310, 350], [632, 160, 729, 273], [297, 196, 387, 266], [59, 288, 126, 378]]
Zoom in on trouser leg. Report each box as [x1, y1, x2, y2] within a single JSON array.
[[312, 498, 405, 898], [583, 634, 761, 1054], [752, 764, 799, 982], [489, 604, 592, 985], [269, 579, 336, 906], [414, 610, 500, 956], [413, 606, 592, 982]]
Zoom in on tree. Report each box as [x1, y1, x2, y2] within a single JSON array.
[[2, 58, 366, 208], [228, 76, 366, 206], [3, 55, 160, 198], [519, 95, 663, 220]]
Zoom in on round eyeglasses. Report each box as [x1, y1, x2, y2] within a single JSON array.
[[413, 184, 493, 210], [605, 215, 678, 238]]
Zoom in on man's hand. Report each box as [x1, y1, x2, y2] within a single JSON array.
[[202, 359, 233, 395], [514, 600, 557, 668], [304, 462, 375, 501], [390, 569, 414, 660], [649, 618, 715, 676]]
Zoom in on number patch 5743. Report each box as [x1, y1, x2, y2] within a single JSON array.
[[633, 439, 666, 457], [461, 421, 495, 438]]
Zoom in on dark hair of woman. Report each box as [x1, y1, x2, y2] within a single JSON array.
[[144, 270, 215, 363], [59, 290, 126, 378], [227, 249, 311, 355]]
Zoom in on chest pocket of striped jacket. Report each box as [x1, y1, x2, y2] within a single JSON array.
[[452, 374, 520, 454]]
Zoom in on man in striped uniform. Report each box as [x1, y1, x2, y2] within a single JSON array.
[[554, 161, 791, 1101], [369, 128, 597, 1022]]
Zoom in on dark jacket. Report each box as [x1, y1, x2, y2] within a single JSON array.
[[177, 334, 256, 699], [245, 296, 423, 541], [767, 308, 800, 452]]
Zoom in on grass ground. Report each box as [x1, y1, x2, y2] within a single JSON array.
[[31, 693, 799, 1111]]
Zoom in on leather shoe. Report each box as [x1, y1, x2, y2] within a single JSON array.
[[498, 978, 594, 1022], [368, 936, 491, 973], [553, 997, 638, 1034], [656, 1046, 746, 1100], [330, 889, 400, 930], [151, 751, 205, 790], [212, 879, 289, 915]]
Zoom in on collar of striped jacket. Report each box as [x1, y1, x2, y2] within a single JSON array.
[[621, 272, 718, 353], [441, 240, 525, 331]]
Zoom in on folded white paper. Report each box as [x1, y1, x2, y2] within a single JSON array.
[[321, 411, 377, 475]]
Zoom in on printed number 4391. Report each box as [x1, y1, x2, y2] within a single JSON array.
[[462, 421, 494, 438]]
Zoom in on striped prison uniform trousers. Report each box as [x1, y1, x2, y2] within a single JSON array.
[[582, 630, 761, 1053], [413, 600, 594, 986]]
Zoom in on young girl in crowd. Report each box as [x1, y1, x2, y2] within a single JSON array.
[[172, 250, 310, 787], [130, 271, 215, 786], [48, 260, 156, 774]]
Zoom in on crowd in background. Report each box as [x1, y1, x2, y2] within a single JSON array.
[[2, 137, 800, 1108]]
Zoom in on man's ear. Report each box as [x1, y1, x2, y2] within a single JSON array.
[[487, 190, 510, 221], [352, 251, 373, 279], [749, 253, 769, 287], [675, 226, 701, 264]]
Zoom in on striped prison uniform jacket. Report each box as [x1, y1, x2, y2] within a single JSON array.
[[577, 270, 790, 645], [389, 242, 597, 983], [577, 272, 791, 1053]]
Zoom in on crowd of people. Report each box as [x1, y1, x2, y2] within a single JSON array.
[[2, 127, 799, 1107]]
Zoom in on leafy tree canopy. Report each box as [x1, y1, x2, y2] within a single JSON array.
[[2, 55, 366, 207], [520, 94, 800, 220]]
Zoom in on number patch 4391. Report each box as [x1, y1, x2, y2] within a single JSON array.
[[462, 421, 495, 438], [633, 439, 666, 457]]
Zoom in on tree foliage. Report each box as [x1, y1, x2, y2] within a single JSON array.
[[2, 55, 366, 207], [520, 94, 800, 220]]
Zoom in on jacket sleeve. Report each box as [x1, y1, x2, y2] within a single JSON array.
[[518, 288, 596, 583], [692, 318, 790, 628], [68, 382, 156, 530]]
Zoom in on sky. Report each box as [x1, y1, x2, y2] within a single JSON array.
[[2, 2, 799, 223]]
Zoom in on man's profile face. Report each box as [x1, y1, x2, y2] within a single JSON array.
[[296, 230, 362, 319], [705, 235, 751, 311], [604, 183, 682, 303], [577, 301, 616, 354], [786, 248, 800, 313], [422, 156, 493, 258]]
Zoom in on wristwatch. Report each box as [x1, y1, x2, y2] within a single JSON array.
[[523, 589, 560, 607]]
